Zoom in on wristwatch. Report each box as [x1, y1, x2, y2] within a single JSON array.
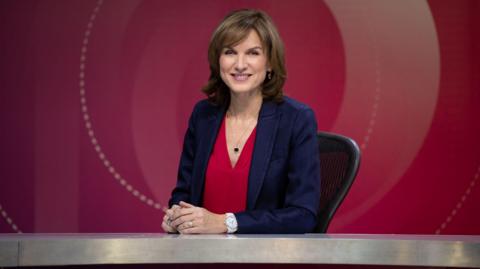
[[225, 213, 238, 233]]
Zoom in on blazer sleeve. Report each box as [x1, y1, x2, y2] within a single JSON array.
[[234, 108, 321, 233], [168, 104, 198, 207]]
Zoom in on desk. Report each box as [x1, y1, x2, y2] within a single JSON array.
[[0, 234, 479, 268]]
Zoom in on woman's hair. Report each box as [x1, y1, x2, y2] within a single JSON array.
[[202, 9, 286, 106]]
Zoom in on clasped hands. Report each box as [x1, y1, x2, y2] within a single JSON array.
[[162, 201, 227, 234]]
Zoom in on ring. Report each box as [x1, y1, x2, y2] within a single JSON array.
[[187, 221, 193, 228], [166, 219, 171, 226]]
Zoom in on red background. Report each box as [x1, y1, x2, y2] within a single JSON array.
[[0, 0, 479, 234]]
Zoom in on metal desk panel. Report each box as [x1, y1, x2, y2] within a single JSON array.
[[0, 234, 478, 268]]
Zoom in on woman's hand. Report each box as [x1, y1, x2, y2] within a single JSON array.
[[162, 205, 180, 233], [170, 201, 227, 234]]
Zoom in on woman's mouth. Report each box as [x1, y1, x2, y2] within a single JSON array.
[[232, 73, 251, 81]]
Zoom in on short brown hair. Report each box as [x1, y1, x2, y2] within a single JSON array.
[[202, 9, 286, 106]]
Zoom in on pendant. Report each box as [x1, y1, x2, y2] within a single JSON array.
[[234, 147, 239, 153]]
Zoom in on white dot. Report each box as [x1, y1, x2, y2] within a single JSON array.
[[452, 209, 457, 216], [82, 46, 87, 53], [456, 203, 462, 209], [435, 229, 440, 234], [369, 119, 376, 126], [12, 224, 18, 231], [91, 138, 97, 145], [6, 217, 12, 224], [79, 72, 84, 78], [95, 145, 101, 152], [108, 167, 115, 173], [99, 153, 105, 160], [81, 55, 86, 61], [80, 63, 85, 70], [85, 30, 91, 36], [126, 185, 133, 191], [154, 203, 161, 209], [114, 173, 121, 180], [446, 216, 452, 223], [133, 190, 139, 196], [441, 223, 446, 229], [90, 14, 96, 21], [140, 195, 146, 201], [83, 39, 89, 45], [466, 188, 471, 195], [471, 180, 477, 187], [85, 122, 91, 129], [461, 195, 466, 202], [103, 160, 110, 167], [147, 199, 154, 206], [88, 130, 94, 137], [80, 97, 86, 105], [88, 22, 93, 28], [120, 179, 126, 185], [1, 211, 6, 217]]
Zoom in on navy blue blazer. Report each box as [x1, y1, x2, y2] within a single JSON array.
[[169, 96, 321, 233]]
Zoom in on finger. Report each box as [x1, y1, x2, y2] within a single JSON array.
[[162, 221, 176, 233], [164, 204, 180, 218], [176, 220, 195, 231], [171, 207, 196, 221], [171, 213, 195, 228], [179, 227, 200, 234], [179, 201, 195, 208]]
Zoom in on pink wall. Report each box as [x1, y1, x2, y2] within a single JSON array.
[[0, 0, 479, 234]]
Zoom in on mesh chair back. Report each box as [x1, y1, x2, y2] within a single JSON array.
[[314, 131, 361, 233]]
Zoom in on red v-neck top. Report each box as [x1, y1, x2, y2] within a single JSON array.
[[202, 117, 257, 214]]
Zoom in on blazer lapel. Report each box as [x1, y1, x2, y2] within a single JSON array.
[[246, 100, 280, 209], [191, 104, 225, 206]]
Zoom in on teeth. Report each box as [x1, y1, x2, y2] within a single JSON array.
[[233, 74, 249, 81]]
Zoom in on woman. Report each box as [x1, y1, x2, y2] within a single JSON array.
[[162, 9, 320, 234]]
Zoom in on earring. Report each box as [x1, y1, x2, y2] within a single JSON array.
[[267, 71, 272, 80]]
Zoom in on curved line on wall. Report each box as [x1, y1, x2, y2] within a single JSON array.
[[0, 202, 22, 233], [79, 0, 162, 211]]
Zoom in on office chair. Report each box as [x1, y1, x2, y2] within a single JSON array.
[[314, 131, 361, 233]]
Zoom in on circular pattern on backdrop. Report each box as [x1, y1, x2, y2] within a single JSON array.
[[79, 0, 161, 210], [0, 202, 22, 233], [324, 0, 441, 230], [436, 165, 480, 234]]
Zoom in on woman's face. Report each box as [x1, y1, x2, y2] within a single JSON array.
[[219, 30, 269, 96]]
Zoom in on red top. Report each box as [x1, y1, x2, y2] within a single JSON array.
[[203, 117, 257, 214]]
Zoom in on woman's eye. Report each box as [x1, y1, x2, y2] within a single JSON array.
[[224, 50, 235, 55], [248, 51, 260, 55]]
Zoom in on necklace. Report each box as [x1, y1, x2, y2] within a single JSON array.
[[227, 111, 257, 154]]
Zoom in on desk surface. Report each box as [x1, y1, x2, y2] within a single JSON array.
[[1, 234, 479, 268]]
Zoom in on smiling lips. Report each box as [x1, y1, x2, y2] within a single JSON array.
[[232, 73, 251, 81]]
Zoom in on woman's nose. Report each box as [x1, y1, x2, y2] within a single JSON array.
[[234, 55, 247, 72]]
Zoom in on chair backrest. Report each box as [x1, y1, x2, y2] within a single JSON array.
[[314, 131, 361, 233]]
